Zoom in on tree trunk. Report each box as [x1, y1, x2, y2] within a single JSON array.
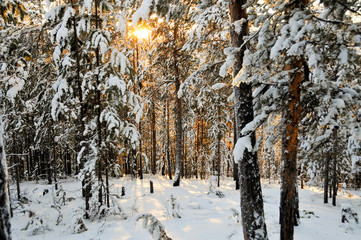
[[173, 25, 182, 187], [26, 153, 30, 180], [71, 0, 91, 217], [139, 121, 143, 179], [200, 117, 205, 180], [233, 115, 240, 190], [195, 117, 200, 179], [324, 153, 330, 204], [46, 149, 52, 185], [217, 105, 221, 187], [217, 133, 221, 187], [166, 97, 172, 180], [0, 121, 11, 240], [15, 157, 21, 201], [105, 150, 110, 208], [151, 102, 157, 175], [51, 122, 58, 191], [229, 1, 268, 239], [94, 0, 104, 206], [332, 126, 338, 206], [280, 1, 309, 238], [280, 58, 303, 240], [294, 180, 300, 226]]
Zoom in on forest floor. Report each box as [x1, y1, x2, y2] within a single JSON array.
[[10, 175, 361, 240]]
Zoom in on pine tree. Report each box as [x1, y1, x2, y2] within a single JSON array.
[[227, 0, 268, 239]]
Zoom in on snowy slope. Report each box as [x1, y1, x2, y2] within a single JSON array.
[[10, 176, 361, 240]]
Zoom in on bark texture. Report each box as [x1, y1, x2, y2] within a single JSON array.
[[1, 121, 12, 240], [173, 25, 182, 187], [151, 102, 157, 175], [166, 97, 172, 180], [229, 1, 268, 239], [280, 2, 309, 238], [280, 59, 303, 240], [332, 126, 338, 206], [324, 153, 330, 204]]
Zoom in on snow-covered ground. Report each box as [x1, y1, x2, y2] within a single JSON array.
[[10, 175, 361, 240]]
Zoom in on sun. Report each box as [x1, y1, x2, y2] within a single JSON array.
[[133, 28, 151, 40]]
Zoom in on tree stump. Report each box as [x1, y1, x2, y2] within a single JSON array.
[[150, 181, 154, 194]]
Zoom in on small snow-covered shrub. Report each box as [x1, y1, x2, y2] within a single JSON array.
[[51, 186, 65, 226], [136, 213, 172, 240], [22, 216, 53, 236], [207, 176, 225, 198], [215, 190, 225, 198], [230, 208, 241, 223], [69, 210, 87, 234], [54, 184, 66, 206], [127, 199, 139, 217], [341, 204, 359, 224], [300, 210, 319, 219], [164, 194, 181, 218], [109, 195, 128, 219]]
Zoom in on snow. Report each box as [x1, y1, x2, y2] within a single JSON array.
[[211, 83, 226, 90], [6, 76, 25, 100], [9, 176, 361, 240], [338, 46, 348, 65], [332, 98, 345, 109], [115, 13, 127, 36], [92, 31, 109, 56], [233, 19, 246, 34], [83, 0, 92, 13], [105, 75, 126, 95], [233, 135, 252, 163], [132, 0, 155, 27], [219, 47, 238, 77]]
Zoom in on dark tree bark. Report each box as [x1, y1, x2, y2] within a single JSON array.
[[15, 157, 21, 201], [70, 0, 92, 217], [166, 97, 172, 180], [195, 117, 200, 179], [233, 115, 240, 190], [173, 25, 183, 187], [229, 1, 268, 239], [294, 180, 300, 225], [217, 105, 222, 187], [26, 153, 30, 180], [217, 132, 221, 187], [332, 126, 339, 206], [51, 122, 58, 191], [139, 121, 143, 179], [324, 153, 330, 204], [105, 150, 110, 208], [95, 0, 104, 206], [151, 102, 157, 175], [46, 149, 52, 185], [1, 123, 12, 240], [29, 149, 34, 179], [200, 117, 205, 180], [66, 149, 72, 176]]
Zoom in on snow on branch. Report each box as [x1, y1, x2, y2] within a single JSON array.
[[241, 105, 275, 135], [132, 0, 156, 27], [219, 47, 239, 77], [135, 213, 172, 240], [233, 135, 252, 163]]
